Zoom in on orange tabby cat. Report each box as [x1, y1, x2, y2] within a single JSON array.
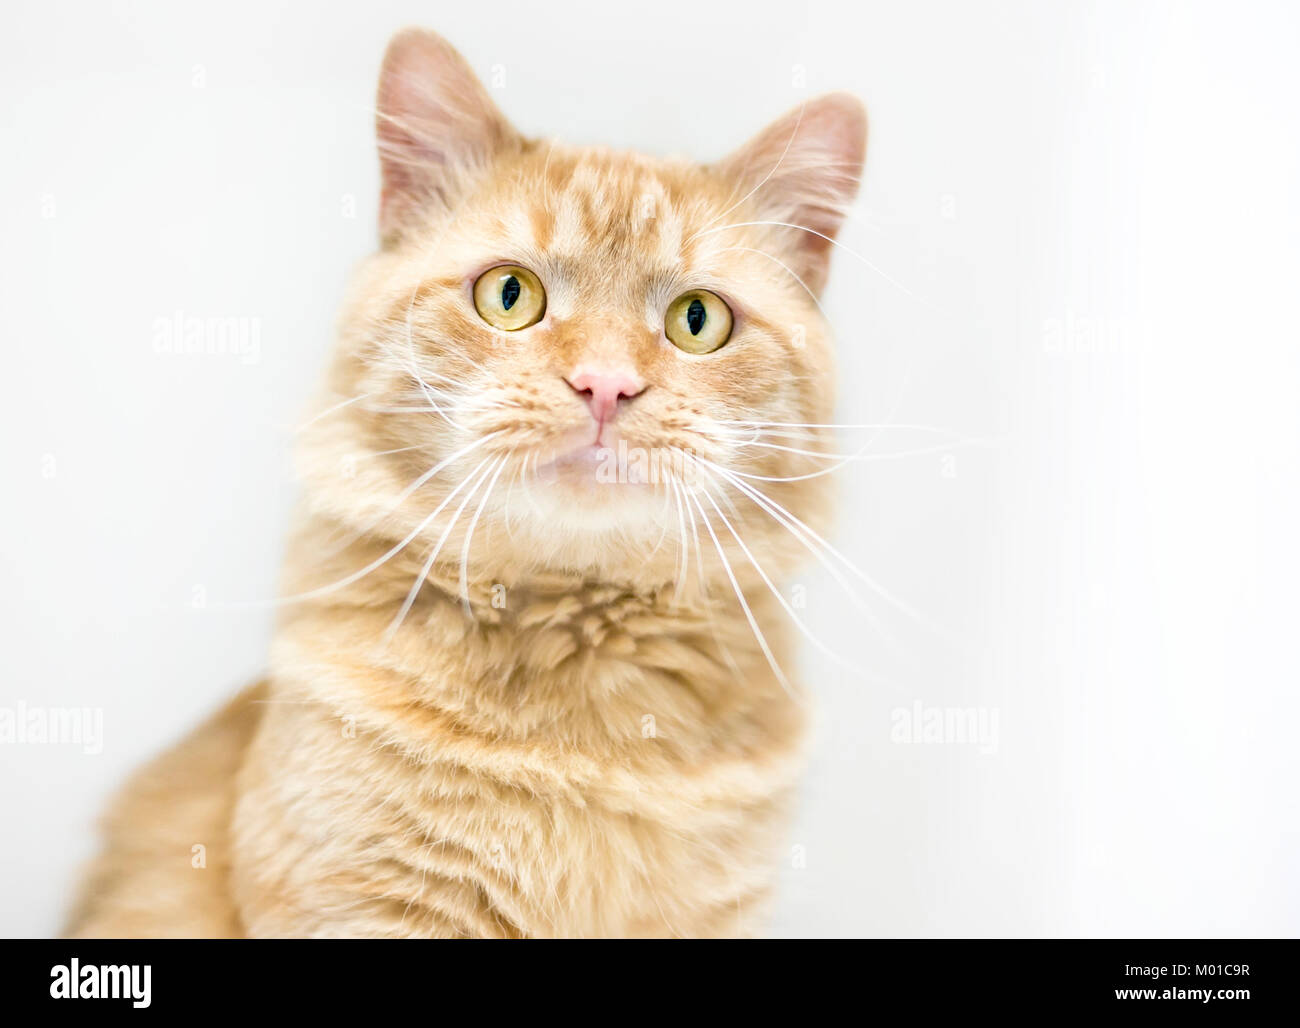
[[68, 27, 865, 938]]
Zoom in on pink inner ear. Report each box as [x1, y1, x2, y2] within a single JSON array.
[[374, 29, 518, 243]]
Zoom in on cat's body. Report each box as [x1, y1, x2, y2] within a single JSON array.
[[69, 29, 865, 938], [72, 515, 807, 937]]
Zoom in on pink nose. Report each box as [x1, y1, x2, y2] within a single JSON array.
[[565, 368, 645, 426]]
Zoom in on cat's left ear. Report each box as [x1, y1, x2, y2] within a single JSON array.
[[713, 93, 867, 295], [375, 28, 521, 245]]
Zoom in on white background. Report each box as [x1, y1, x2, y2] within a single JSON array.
[[2, 0, 1297, 936]]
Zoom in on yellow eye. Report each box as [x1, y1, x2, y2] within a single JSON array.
[[473, 265, 546, 330], [665, 289, 733, 354]]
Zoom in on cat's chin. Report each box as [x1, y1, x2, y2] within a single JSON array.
[[531, 441, 610, 483], [528, 440, 662, 493], [501, 439, 677, 540]]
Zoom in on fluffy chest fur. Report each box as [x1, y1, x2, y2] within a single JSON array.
[[230, 523, 807, 937]]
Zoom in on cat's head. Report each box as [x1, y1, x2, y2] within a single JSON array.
[[302, 28, 865, 590]]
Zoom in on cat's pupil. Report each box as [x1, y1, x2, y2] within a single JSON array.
[[687, 298, 706, 335], [501, 276, 521, 311]]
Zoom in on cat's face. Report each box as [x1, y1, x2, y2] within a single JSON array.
[[303, 29, 865, 586]]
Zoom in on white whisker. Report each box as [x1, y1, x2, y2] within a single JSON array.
[[685, 451, 894, 651], [717, 244, 830, 322], [689, 100, 808, 240], [717, 419, 965, 434], [385, 455, 500, 641], [692, 220, 930, 306], [295, 392, 372, 433], [219, 433, 500, 609], [685, 486, 796, 697], [696, 455, 948, 639], [729, 436, 997, 482], [696, 479, 866, 680], [458, 454, 512, 616], [666, 477, 690, 608]]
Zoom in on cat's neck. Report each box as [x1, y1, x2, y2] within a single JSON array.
[[269, 509, 803, 762]]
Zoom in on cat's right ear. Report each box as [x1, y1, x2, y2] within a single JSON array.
[[376, 28, 519, 245]]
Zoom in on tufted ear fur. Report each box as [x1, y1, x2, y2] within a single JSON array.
[[714, 93, 867, 295], [375, 28, 521, 245]]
